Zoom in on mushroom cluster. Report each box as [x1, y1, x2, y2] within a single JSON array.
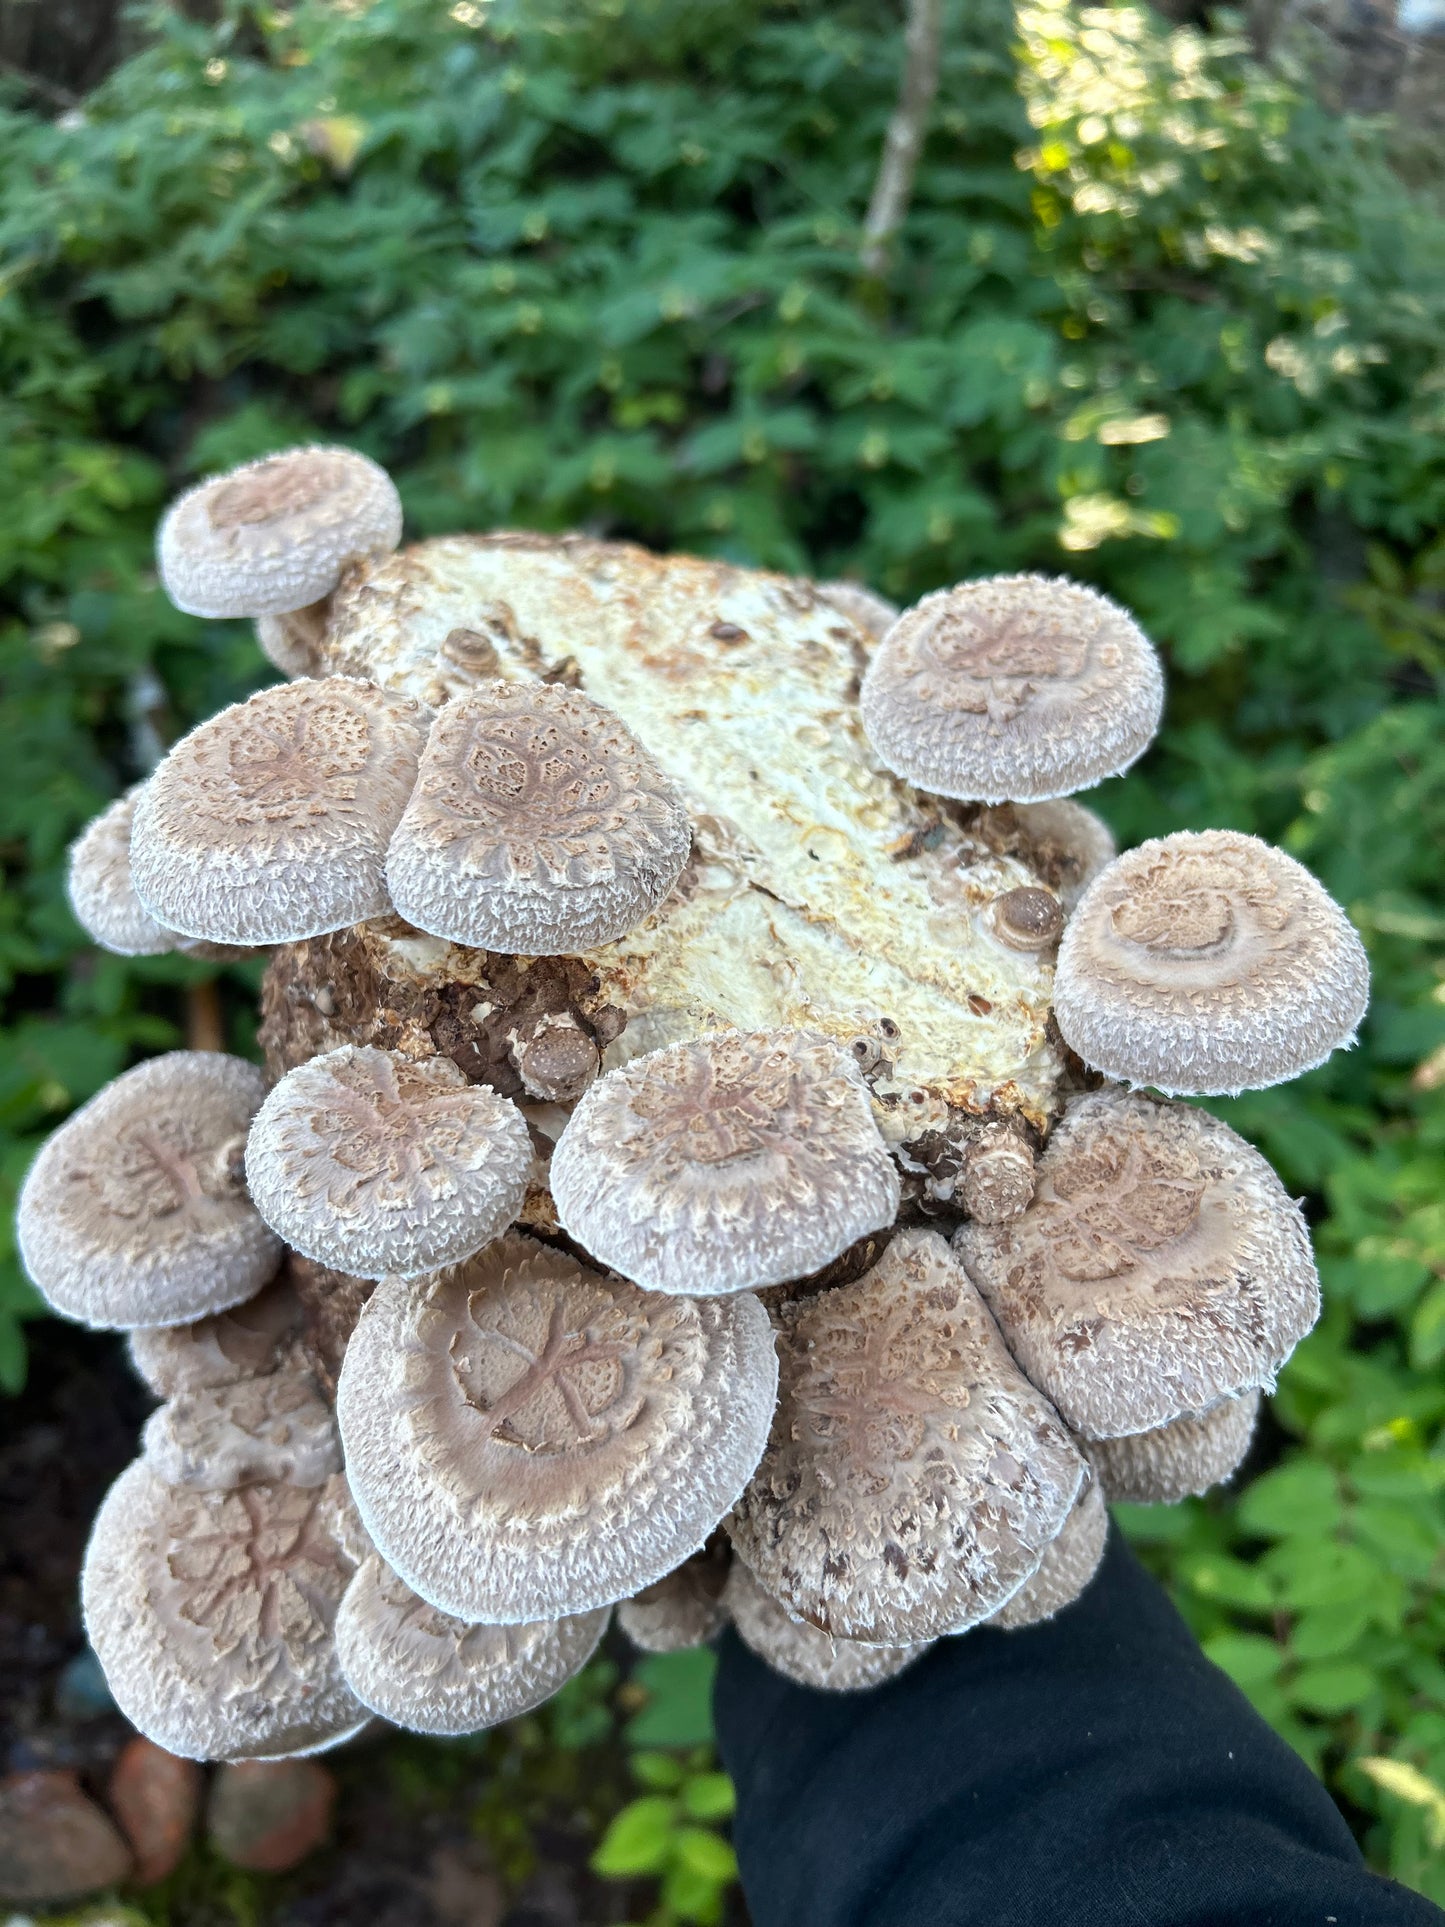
[[25, 446, 1368, 1757]]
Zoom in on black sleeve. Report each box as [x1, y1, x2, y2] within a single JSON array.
[[714, 1531, 1443, 1927]]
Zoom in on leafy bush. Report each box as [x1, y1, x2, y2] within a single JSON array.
[[1, 0, 1441, 1903]]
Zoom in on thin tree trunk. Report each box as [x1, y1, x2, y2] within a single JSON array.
[[860, 0, 944, 279]]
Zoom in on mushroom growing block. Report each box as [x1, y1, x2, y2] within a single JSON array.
[[17, 1052, 281, 1329], [26, 467, 1370, 1733], [335, 1232, 778, 1622], [954, 1091, 1319, 1440]]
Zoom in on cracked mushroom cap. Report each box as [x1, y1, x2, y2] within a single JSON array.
[[67, 786, 180, 957], [16, 1052, 280, 1330], [724, 1563, 927, 1692], [727, 1229, 1085, 1644], [244, 1045, 532, 1280], [550, 1029, 901, 1296], [954, 1090, 1319, 1440], [815, 580, 899, 643], [988, 1473, 1108, 1629], [129, 678, 427, 947], [141, 1364, 340, 1490], [335, 1554, 609, 1737], [335, 1231, 778, 1623], [618, 1540, 731, 1654], [127, 1275, 304, 1398], [82, 1461, 369, 1762], [1092, 1390, 1261, 1505], [860, 574, 1163, 804], [157, 446, 402, 620], [1053, 830, 1370, 1095], [384, 680, 691, 956]]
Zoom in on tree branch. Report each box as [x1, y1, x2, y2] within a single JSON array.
[[860, 0, 943, 279]]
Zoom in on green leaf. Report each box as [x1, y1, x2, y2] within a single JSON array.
[[1289, 1601, 1374, 1662], [1289, 1661, 1378, 1715], [1203, 1632, 1283, 1689], [681, 1772, 736, 1822], [627, 1649, 717, 1749], [673, 1825, 738, 1883], [632, 1750, 687, 1791], [590, 1796, 678, 1878], [1237, 1462, 1344, 1540]]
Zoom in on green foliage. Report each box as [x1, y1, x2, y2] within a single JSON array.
[[592, 1745, 738, 1925], [1, 0, 1443, 1906]]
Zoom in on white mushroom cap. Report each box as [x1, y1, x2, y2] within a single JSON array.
[[814, 580, 899, 644], [987, 1473, 1108, 1629], [141, 1366, 340, 1490], [723, 1563, 927, 1692], [244, 1045, 532, 1280], [127, 1274, 304, 1398], [335, 1554, 609, 1737], [859, 574, 1163, 803], [617, 1541, 731, 1654], [1052, 830, 1370, 1095], [384, 680, 691, 956], [16, 1052, 281, 1330], [1092, 1390, 1260, 1504], [727, 1229, 1085, 1645], [129, 678, 428, 947], [67, 786, 179, 957], [550, 1029, 901, 1296], [954, 1090, 1319, 1440], [82, 1461, 369, 1762], [157, 447, 402, 619], [335, 1232, 778, 1623]]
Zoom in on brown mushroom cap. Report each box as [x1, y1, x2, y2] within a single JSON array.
[[127, 1275, 304, 1398], [859, 574, 1163, 804], [335, 1232, 778, 1623], [1052, 830, 1370, 1095], [954, 1090, 1319, 1440], [157, 447, 402, 620], [129, 678, 428, 947], [723, 1563, 927, 1692], [727, 1229, 1085, 1644], [550, 1029, 901, 1296], [988, 1473, 1108, 1629], [141, 1366, 340, 1490], [384, 680, 691, 956], [1012, 799, 1116, 911], [1092, 1390, 1261, 1504], [16, 1052, 280, 1330], [617, 1540, 731, 1654], [82, 1461, 368, 1762], [244, 1045, 532, 1280], [814, 580, 899, 644], [66, 786, 180, 957], [335, 1554, 609, 1737]]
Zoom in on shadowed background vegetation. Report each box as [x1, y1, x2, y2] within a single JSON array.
[[0, 0, 1442, 1916]]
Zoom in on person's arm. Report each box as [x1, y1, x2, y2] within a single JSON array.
[[714, 1531, 1443, 1927]]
